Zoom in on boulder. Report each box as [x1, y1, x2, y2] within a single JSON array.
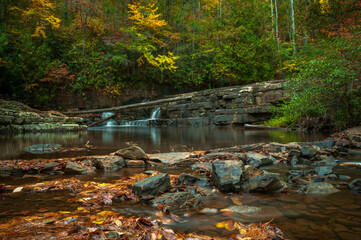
[[133, 173, 171, 197], [126, 160, 146, 168], [349, 178, 361, 193], [241, 174, 288, 193], [151, 191, 202, 211], [212, 160, 243, 193], [92, 156, 125, 172], [116, 145, 148, 160], [298, 182, 339, 195], [300, 145, 320, 158], [242, 165, 263, 183], [178, 173, 198, 185], [315, 166, 333, 176], [64, 161, 87, 174], [246, 152, 274, 168]]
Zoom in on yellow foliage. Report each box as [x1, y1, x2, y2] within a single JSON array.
[[143, 52, 179, 72], [128, 1, 167, 31], [319, 0, 330, 13]]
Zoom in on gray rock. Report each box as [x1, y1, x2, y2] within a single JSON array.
[[291, 156, 300, 166], [339, 175, 351, 181], [307, 141, 335, 149], [191, 162, 212, 172], [246, 152, 274, 168], [315, 166, 333, 176], [133, 173, 171, 197], [64, 161, 87, 174], [178, 173, 198, 185], [116, 145, 148, 160], [42, 162, 59, 172], [92, 156, 125, 172], [212, 160, 243, 193], [298, 182, 339, 194], [241, 174, 288, 193], [349, 178, 361, 193], [242, 165, 263, 182], [288, 150, 301, 158], [312, 156, 337, 166], [171, 158, 199, 167], [300, 145, 320, 157], [151, 192, 202, 211]]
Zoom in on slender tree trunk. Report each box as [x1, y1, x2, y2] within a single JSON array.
[[290, 0, 296, 55], [274, 0, 280, 51]]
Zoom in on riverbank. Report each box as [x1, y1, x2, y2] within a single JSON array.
[[0, 100, 86, 133], [0, 127, 360, 239]]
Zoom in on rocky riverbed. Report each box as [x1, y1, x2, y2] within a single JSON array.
[[0, 127, 360, 239]]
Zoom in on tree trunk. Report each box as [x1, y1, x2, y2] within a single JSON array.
[[290, 0, 296, 55]]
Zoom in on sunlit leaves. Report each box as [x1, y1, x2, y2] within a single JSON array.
[[128, 1, 167, 31]]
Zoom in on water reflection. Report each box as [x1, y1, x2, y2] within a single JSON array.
[[0, 127, 328, 160]]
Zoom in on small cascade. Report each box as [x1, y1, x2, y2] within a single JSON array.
[[150, 107, 161, 120], [101, 112, 117, 126], [123, 107, 161, 127]]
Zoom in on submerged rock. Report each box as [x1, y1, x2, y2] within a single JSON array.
[[241, 174, 288, 193], [227, 205, 261, 214], [116, 145, 148, 160], [349, 178, 361, 193], [25, 144, 63, 154], [151, 191, 202, 211], [212, 160, 243, 193], [298, 182, 339, 195], [133, 173, 171, 197], [92, 156, 125, 172]]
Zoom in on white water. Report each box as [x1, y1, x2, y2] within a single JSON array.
[[101, 112, 117, 126], [123, 107, 161, 127]]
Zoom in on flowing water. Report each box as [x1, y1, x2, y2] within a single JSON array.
[[0, 127, 360, 239]]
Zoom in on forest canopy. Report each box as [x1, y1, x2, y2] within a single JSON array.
[[0, 0, 360, 128]]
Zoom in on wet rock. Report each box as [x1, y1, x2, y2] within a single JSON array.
[[246, 152, 274, 167], [148, 152, 193, 164], [200, 152, 239, 161], [263, 143, 286, 153], [191, 162, 212, 172], [348, 149, 361, 161], [212, 160, 243, 193], [315, 166, 333, 176], [348, 178, 361, 193], [311, 176, 325, 182], [178, 173, 198, 185], [25, 144, 63, 154], [241, 174, 288, 193], [298, 182, 339, 194], [151, 191, 202, 211], [290, 156, 300, 166], [312, 156, 337, 166], [92, 156, 125, 172], [300, 144, 320, 157], [133, 173, 171, 197], [228, 205, 261, 214], [126, 160, 146, 168], [287, 170, 304, 178], [339, 175, 351, 181], [171, 158, 199, 167], [116, 145, 148, 160], [195, 186, 213, 196], [307, 140, 335, 149], [64, 161, 88, 174], [242, 165, 263, 182], [326, 174, 338, 181], [42, 162, 59, 172]]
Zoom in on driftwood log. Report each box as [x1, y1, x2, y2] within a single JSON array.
[[88, 114, 116, 127]]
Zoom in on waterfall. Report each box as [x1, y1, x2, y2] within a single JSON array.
[[122, 107, 161, 126], [150, 107, 161, 120], [101, 112, 117, 126]]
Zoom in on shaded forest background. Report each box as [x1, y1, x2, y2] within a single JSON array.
[[0, 0, 360, 128]]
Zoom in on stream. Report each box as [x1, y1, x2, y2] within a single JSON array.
[[1, 127, 360, 239]]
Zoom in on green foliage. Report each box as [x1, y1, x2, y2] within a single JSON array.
[[269, 37, 361, 129]]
